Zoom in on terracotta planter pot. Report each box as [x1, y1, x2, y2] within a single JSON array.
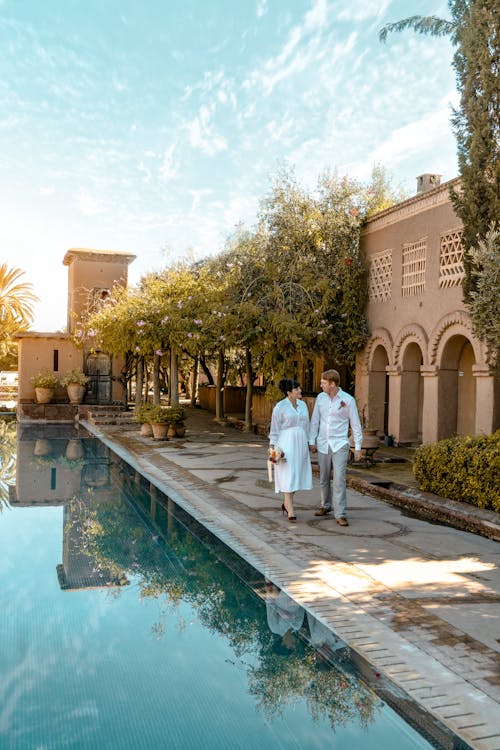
[[360, 428, 380, 450], [66, 383, 87, 404], [167, 423, 177, 438], [140, 423, 153, 437], [34, 438, 53, 456], [175, 423, 186, 437], [66, 439, 85, 460], [35, 387, 54, 404], [151, 423, 169, 440]]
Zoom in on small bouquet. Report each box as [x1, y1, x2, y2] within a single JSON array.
[[268, 445, 286, 464], [267, 445, 286, 482], [338, 400, 346, 410]]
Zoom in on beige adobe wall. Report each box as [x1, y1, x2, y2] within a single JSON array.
[[361, 183, 463, 340], [16, 333, 84, 402], [63, 248, 135, 333], [357, 179, 497, 443]]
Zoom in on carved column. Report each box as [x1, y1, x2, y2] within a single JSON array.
[[385, 366, 401, 442], [473, 366, 496, 435], [420, 365, 439, 443]]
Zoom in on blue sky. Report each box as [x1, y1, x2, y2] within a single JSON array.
[[0, 0, 458, 330]]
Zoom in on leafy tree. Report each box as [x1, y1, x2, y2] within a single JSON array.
[[0, 263, 37, 341], [379, 1, 500, 300], [0, 340, 18, 371], [379, 14, 455, 42], [256, 168, 369, 387], [467, 223, 500, 368]]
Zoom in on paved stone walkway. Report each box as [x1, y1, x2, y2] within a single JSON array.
[[83, 406, 500, 750]]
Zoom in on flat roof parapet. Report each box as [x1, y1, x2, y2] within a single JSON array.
[[63, 248, 136, 266]]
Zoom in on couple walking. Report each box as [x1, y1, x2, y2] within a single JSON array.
[[268, 370, 362, 523]]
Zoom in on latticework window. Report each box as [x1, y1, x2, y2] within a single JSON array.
[[402, 239, 426, 297], [368, 250, 392, 302], [439, 229, 464, 288]]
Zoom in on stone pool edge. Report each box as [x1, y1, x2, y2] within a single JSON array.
[[84, 422, 497, 750]]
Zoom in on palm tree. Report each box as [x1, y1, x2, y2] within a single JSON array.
[[379, 15, 456, 43], [0, 263, 38, 340]]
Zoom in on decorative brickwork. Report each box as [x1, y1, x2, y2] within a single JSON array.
[[402, 239, 427, 297], [439, 229, 464, 288], [368, 250, 392, 302]]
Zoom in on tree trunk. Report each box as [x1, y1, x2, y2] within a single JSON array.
[[190, 355, 199, 407], [215, 349, 225, 421], [142, 361, 149, 403], [170, 348, 179, 406], [244, 347, 253, 432], [153, 353, 161, 404], [199, 355, 214, 385], [135, 357, 144, 409]]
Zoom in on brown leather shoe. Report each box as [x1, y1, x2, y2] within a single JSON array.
[[314, 507, 331, 516], [336, 517, 349, 526]]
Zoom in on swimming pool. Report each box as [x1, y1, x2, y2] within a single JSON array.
[[0, 423, 467, 749]]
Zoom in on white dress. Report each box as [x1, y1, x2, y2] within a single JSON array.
[[269, 398, 313, 494]]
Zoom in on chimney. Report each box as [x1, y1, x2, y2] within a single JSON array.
[[416, 173, 441, 193]]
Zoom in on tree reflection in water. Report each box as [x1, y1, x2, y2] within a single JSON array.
[[0, 420, 16, 510], [65, 456, 378, 732]]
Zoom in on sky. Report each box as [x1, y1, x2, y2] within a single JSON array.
[[0, 0, 459, 331]]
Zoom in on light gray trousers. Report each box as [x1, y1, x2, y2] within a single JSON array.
[[317, 443, 349, 518]]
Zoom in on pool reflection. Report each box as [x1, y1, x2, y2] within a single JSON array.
[[2, 424, 441, 749]]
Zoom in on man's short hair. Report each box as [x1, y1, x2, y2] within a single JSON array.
[[321, 369, 340, 385]]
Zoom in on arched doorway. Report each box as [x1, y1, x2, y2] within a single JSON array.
[[438, 336, 475, 438], [400, 343, 423, 444], [368, 345, 389, 434]]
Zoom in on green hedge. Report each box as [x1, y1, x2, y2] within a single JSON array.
[[413, 430, 500, 512]]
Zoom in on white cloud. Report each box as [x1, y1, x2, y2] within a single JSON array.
[[186, 105, 228, 156], [158, 144, 178, 180], [75, 189, 105, 216], [137, 161, 151, 182], [337, 0, 391, 22], [256, 0, 268, 18], [369, 107, 454, 166], [39, 187, 55, 196]]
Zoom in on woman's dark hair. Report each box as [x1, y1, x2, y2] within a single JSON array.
[[278, 378, 300, 395]]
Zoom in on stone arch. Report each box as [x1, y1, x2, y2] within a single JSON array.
[[429, 310, 485, 366], [359, 330, 392, 435], [437, 334, 476, 438], [400, 340, 425, 444], [368, 344, 390, 435], [362, 328, 393, 372], [393, 324, 428, 369]]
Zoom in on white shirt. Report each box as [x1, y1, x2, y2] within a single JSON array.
[[309, 388, 362, 453]]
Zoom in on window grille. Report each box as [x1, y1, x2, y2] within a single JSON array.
[[402, 239, 426, 297], [368, 250, 392, 302], [439, 229, 464, 288]]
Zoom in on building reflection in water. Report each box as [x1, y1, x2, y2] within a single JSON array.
[[8, 425, 446, 746]]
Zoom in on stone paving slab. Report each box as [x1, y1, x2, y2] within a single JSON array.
[[82, 413, 500, 750]]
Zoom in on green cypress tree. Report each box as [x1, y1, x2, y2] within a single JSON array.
[[380, 0, 499, 301], [449, 0, 500, 299]]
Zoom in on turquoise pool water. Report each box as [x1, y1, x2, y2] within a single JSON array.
[[0, 424, 466, 749]]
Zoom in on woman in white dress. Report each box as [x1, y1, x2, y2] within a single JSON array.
[[269, 378, 313, 521]]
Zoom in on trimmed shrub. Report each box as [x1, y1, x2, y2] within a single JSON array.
[[413, 431, 500, 511]]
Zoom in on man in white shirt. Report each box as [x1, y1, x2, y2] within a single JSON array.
[[309, 369, 362, 525]]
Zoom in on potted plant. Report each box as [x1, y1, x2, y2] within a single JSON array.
[[31, 371, 59, 404], [60, 369, 90, 404], [134, 403, 155, 436], [165, 405, 186, 437], [148, 405, 172, 440]]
